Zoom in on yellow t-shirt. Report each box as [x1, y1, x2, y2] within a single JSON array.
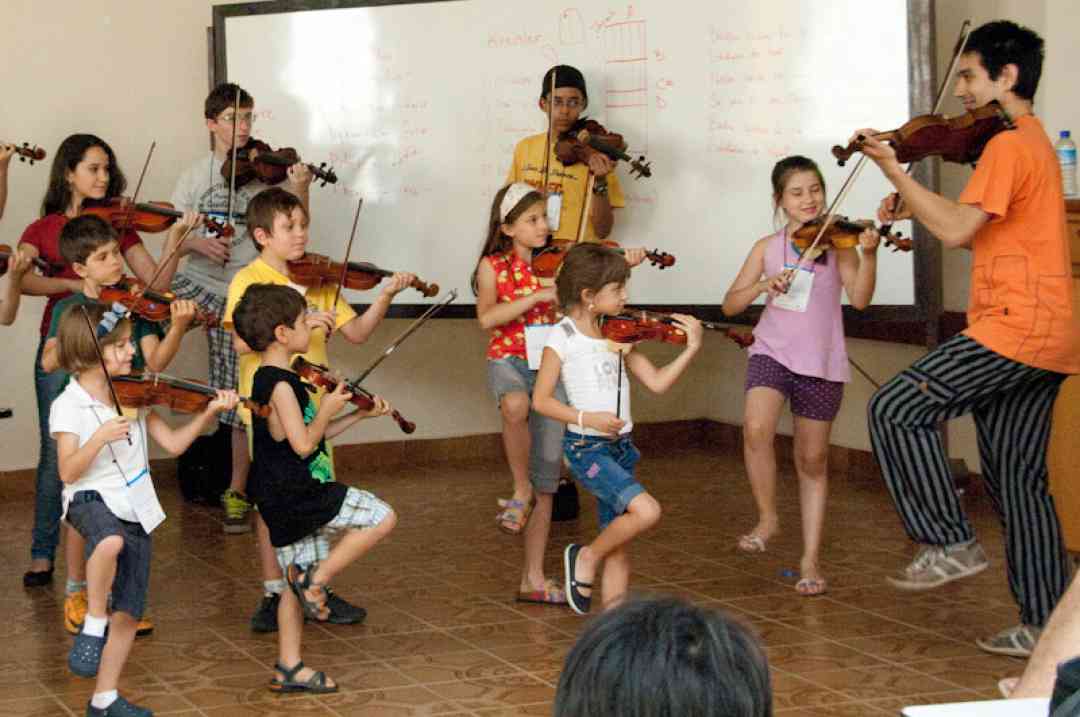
[[958, 115, 1080, 374], [223, 257, 359, 426], [507, 133, 625, 243]]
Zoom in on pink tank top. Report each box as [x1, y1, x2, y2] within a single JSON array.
[[747, 229, 850, 382]]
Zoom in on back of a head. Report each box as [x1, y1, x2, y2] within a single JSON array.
[[554, 597, 772, 717]]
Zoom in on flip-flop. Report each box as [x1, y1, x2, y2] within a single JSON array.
[[737, 534, 767, 553], [795, 577, 827, 597], [516, 579, 568, 606], [496, 499, 532, 535], [998, 677, 1019, 698]]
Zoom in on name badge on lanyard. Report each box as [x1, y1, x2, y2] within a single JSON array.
[[771, 262, 815, 313], [546, 192, 562, 233], [525, 324, 554, 370], [126, 468, 166, 534]]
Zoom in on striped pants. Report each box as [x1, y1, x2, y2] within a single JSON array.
[[868, 334, 1068, 626]]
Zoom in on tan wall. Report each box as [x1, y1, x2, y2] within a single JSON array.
[[0, 1, 1074, 472]]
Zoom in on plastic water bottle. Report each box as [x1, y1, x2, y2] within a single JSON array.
[[1056, 130, 1078, 197]]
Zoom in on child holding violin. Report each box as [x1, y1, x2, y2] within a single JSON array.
[[224, 186, 414, 631], [170, 83, 314, 538], [507, 65, 624, 244], [51, 301, 237, 717], [18, 133, 185, 596], [856, 21, 1078, 656], [533, 243, 702, 614], [0, 245, 32, 326], [722, 155, 879, 597], [232, 282, 395, 695]]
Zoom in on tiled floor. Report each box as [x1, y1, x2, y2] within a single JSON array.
[[1, 445, 1030, 715]]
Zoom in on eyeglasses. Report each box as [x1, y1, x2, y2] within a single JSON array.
[[216, 112, 256, 126], [549, 98, 583, 110]]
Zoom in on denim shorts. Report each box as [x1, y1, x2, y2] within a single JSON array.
[[487, 356, 566, 494], [745, 353, 844, 422], [563, 432, 644, 530], [66, 491, 151, 619]]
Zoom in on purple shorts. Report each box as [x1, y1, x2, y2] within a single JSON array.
[[745, 354, 843, 422]]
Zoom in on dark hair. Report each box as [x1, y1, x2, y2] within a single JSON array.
[[59, 215, 118, 266], [41, 134, 127, 217], [555, 243, 630, 310], [470, 184, 545, 295], [541, 64, 588, 106], [232, 283, 307, 352], [246, 187, 308, 252], [56, 301, 131, 375], [205, 82, 254, 120], [770, 155, 826, 222], [965, 21, 1044, 101], [554, 598, 772, 717]]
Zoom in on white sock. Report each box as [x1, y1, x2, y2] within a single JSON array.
[[264, 579, 286, 595], [90, 690, 117, 709], [83, 614, 108, 638]]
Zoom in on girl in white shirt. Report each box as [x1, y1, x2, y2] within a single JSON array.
[[51, 302, 237, 717], [533, 243, 702, 614]]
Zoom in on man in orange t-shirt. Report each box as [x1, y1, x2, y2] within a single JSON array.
[[858, 21, 1078, 657]]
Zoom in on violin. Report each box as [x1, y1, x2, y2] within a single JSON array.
[[532, 240, 675, 281], [220, 138, 338, 188], [99, 278, 219, 327], [287, 253, 439, 298], [832, 102, 1014, 167], [3, 141, 46, 165], [83, 198, 234, 237], [600, 309, 754, 349], [291, 357, 415, 434], [0, 244, 53, 277], [791, 217, 912, 254], [113, 373, 270, 417], [555, 119, 653, 179]]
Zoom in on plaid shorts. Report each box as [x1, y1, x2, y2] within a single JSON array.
[[66, 491, 152, 618], [170, 274, 242, 428], [274, 487, 393, 571]]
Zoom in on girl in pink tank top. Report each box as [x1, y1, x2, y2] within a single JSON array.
[[722, 156, 880, 597]]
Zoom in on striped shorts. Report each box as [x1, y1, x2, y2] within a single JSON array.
[[274, 487, 393, 571]]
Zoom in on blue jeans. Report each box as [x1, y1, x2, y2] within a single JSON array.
[[563, 433, 643, 530], [31, 338, 67, 563]]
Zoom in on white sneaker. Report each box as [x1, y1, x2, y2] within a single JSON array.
[[887, 542, 988, 591]]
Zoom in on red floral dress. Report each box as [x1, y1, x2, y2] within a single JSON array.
[[485, 253, 557, 361]]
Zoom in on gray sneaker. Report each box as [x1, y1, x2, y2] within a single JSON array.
[[887, 542, 988, 590], [976, 624, 1041, 658]]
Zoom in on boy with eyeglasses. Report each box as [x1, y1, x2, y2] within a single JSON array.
[[506, 65, 625, 243]]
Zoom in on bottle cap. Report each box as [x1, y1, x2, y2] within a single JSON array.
[[1063, 131, 1072, 138]]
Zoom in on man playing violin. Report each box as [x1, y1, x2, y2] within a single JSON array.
[[856, 21, 1080, 657], [507, 65, 624, 244], [169, 83, 314, 546]]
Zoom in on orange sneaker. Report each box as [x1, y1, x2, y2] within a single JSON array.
[[136, 615, 154, 637], [64, 590, 88, 635]]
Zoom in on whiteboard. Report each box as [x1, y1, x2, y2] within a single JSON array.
[[220, 0, 915, 307]]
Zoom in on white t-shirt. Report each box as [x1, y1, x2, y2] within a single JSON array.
[[171, 153, 272, 297], [544, 316, 633, 436], [49, 377, 152, 523]]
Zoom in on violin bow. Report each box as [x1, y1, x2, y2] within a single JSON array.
[[121, 141, 156, 235], [331, 198, 363, 315], [353, 289, 457, 385], [141, 222, 197, 293], [575, 173, 596, 244], [882, 20, 972, 233], [224, 90, 241, 237], [79, 305, 132, 446], [787, 154, 869, 275], [541, 68, 557, 196]]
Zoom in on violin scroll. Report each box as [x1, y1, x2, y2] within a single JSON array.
[[5, 141, 47, 165]]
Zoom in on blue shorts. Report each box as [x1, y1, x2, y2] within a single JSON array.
[[563, 433, 644, 530]]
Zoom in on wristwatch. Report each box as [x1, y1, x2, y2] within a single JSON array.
[[592, 178, 609, 196]]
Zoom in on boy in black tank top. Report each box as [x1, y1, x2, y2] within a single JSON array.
[[232, 283, 397, 693]]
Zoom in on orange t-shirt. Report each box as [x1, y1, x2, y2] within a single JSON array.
[[958, 114, 1080, 374]]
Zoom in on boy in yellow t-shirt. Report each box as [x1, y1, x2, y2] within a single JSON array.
[[507, 65, 625, 244], [224, 186, 415, 632]]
